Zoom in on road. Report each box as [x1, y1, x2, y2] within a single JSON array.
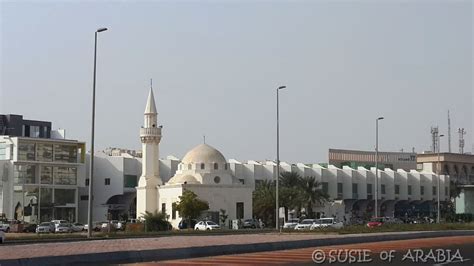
[[148, 236, 474, 265]]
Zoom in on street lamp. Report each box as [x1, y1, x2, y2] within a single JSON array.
[[88, 27, 108, 238], [437, 134, 444, 224], [374, 116, 384, 218], [276, 85, 286, 231]]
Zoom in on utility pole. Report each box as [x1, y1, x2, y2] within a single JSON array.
[[458, 128, 466, 154], [448, 110, 451, 153]]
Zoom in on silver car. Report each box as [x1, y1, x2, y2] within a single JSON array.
[[55, 223, 73, 233], [36, 222, 55, 233]]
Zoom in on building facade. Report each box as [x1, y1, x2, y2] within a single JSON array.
[[417, 152, 474, 185], [0, 117, 86, 223], [329, 148, 417, 171]]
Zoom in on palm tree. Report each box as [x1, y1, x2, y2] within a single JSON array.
[[253, 180, 275, 226], [298, 176, 329, 218]]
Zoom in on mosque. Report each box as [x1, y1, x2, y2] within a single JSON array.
[[136, 89, 253, 228]]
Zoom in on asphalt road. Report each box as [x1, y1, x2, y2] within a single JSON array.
[[152, 236, 474, 265]]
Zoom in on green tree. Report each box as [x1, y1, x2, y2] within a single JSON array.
[[175, 189, 209, 229], [252, 180, 275, 226], [219, 209, 229, 227], [142, 211, 171, 232], [298, 176, 329, 218]]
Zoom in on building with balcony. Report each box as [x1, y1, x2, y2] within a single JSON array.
[[0, 118, 86, 223]]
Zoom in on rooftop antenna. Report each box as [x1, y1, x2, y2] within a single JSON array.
[[431, 126, 439, 153], [448, 110, 452, 153], [458, 128, 466, 154], [203, 135, 206, 144]]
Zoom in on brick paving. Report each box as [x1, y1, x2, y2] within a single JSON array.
[[0, 231, 425, 260], [155, 236, 474, 265]]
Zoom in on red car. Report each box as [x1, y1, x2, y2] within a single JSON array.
[[366, 217, 385, 228]]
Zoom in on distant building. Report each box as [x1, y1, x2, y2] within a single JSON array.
[[417, 152, 474, 185], [0, 115, 86, 223], [328, 149, 417, 171]]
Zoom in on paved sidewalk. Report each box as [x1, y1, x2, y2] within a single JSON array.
[[1, 231, 473, 265]]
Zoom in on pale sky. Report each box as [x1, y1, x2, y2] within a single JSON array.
[[1, 0, 472, 163]]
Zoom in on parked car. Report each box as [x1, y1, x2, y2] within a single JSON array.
[[294, 219, 316, 230], [0, 223, 10, 232], [242, 219, 261, 229], [178, 219, 197, 230], [36, 222, 55, 233], [385, 217, 403, 225], [0, 230, 5, 244], [310, 218, 343, 230], [51, 220, 68, 230], [84, 222, 103, 232], [283, 218, 300, 229], [367, 217, 386, 228], [22, 223, 38, 233], [194, 220, 220, 230], [55, 223, 73, 233], [71, 223, 85, 232]]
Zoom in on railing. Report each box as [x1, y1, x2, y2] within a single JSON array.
[[140, 127, 161, 136]]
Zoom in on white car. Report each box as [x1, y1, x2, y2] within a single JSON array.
[[283, 218, 300, 229], [194, 221, 220, 230], [0, 230, 5, 244], [310, 218, 343, 230], [71, 223, 85, 232], [51, 220, 68, 230], [0, 223, 10, 233], [55, 223, 73, 233], [294, 219, 316, 230], [36, 222, 55, 233]]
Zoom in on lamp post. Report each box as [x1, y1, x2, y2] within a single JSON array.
[[276, 85, 286, 231], [88, 27, 108, 238], [437, 134, 444, 224], [374, 116, 384, 218]]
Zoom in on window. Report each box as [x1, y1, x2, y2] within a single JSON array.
[[161, 203, 166, 214], [105, 178, 111, 185], [14, 165, 36, 184], [433, 186, 437, 196], [85, 178, 90, 186], [214, 176, 221, 184], [124, 175, 137, 188], [0, 143, 7, 160], [214, 163, 218, 170], [54, 167, 77, 185], [445, 187, 448, 196], [236, 202, 244, 219], [421, 186, 425, 195], [80, 195, 89, 201], [395, 185, 400, 195], [18, 142, 35, 161], [188, 164, 192, 170], [200, 163, 205, 170], [408, 185, 412, 195], [54, 189, 76, 205], [40, 187, 53, 206], [29, 126, 40, 138], [352, 183, 358, 199], [172, 203, 177, 219], [367, 184, 373, 194], [337, 183, 343, 194], [40, 166, 52, 184], [381, 184, 386, 194], [322, 182, 329, 194], [239, 178, 245, 185], [36, 144, 53, 162], [54, 144, 77, 163], [225, 163, 228, 170]]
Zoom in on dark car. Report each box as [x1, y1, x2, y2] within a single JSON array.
[[22, 223, 37, 233], [242, 219, 261, 229], [178, 219, 197, 230]]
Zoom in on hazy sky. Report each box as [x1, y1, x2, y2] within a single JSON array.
[[1, 0, 472, 163]]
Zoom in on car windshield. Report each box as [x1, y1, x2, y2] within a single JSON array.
[[287, 219, 299, 223], [301, 220, 313, 224], [40, 223, 51, 226], [59, 223, 69, 227], [206, 221, 217, 225], [244, 219, 253, 222], [321, 219, 333, 224]]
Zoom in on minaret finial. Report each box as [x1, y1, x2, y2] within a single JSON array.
[[203, 135, 206, 144], [150, 78, 153, 89]]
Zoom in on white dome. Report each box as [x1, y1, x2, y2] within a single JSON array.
[[181, 144, 227, 164], [168, 174, 200, 185]]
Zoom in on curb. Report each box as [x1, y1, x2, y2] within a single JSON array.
[[1, 230, 474, 265]]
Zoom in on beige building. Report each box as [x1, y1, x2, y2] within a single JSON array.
[[329, 149, 417, 171], [417, 153, 474, 185]]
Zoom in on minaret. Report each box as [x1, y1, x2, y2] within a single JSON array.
[[136, 87, 162, 218]]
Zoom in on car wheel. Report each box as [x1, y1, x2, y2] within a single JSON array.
[[206, 228, 210, 231], [251, 225, 256, 229], [6, 228, 9, 233]]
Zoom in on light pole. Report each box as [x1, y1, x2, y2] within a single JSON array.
[[374, 116, 384, 218], [276, 85, 286, 231], [437, 134, 444, 223], [88, 27, 108, 238]]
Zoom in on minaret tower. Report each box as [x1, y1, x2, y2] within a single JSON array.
[[136, 86, 162, 218]]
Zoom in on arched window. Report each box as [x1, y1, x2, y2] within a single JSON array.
[[200, 163, 205, 170], [225, 163, 228, 170], [214, 163, 218, 170], [462, 165, 468, 176], [454, 165, 459, 176], [188, 163, 192, 170], [471, 166, 474, 175], [214, 176, 221, 184], [443, 165, 450, 175]]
